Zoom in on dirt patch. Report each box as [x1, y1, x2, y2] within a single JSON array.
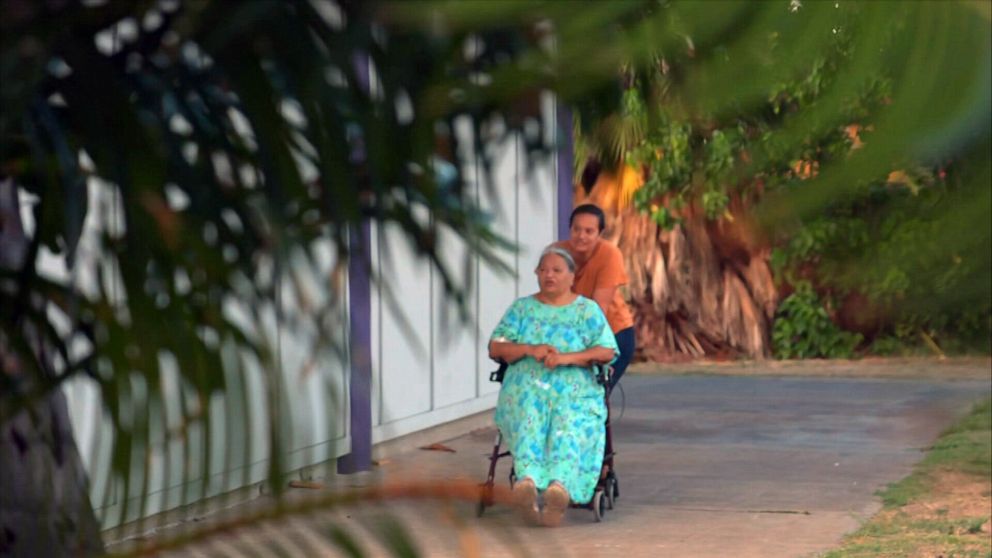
[[831, 465, 992, 558], [630, 356, 992, 380], [900, 469, 992, 520]]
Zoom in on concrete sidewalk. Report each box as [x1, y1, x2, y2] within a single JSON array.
[[362, 374, 989, 557], [136, 370, 990, 557]]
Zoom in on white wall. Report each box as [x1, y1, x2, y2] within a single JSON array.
[[53, 181, 351, 527], [49, 95, 561, 526], [371, 111, 559, 444]]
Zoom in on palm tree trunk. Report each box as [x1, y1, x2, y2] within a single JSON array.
[[1, 181, 104, 556], [0, 390, 105, 557], [581, 174, 777, 361]]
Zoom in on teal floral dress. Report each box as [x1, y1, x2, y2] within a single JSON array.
[[491, 295, 618, 504]]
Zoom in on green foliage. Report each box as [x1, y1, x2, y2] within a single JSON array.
[[866, 336, 910, 357], [447, 0, 988, 319], [770, 217, 869, 281], [615, 2, 881, 231], [772, 282, 862, 359], [2, 0, 989, 552], [561, 1, 990, 353], [629, 120, 694, 226], [0, 0, 543, 547], [701, 188, 730, 221], [773, 166, 992, 354]]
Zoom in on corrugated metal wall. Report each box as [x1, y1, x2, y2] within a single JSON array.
[[56, 92, 561, 527], [371, 95, 560, 443]]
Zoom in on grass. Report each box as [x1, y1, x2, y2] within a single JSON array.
[[822, 397, 992, 558]]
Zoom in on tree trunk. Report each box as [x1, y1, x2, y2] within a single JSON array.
[[580, 172, 777, 361], [0, 391, 106, 557], [1, 180, 105, 556]]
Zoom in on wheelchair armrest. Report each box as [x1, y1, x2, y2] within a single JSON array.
[[490, 360, 508, 383]]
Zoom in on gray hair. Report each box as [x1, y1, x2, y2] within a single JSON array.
[[538, 246, 576, 272]]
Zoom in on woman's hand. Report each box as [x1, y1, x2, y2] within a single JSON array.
[[529, 344, 558, 362], [542, 346, 615, 369], [489, 341, 559, 364], [542, 352, 573, 369]]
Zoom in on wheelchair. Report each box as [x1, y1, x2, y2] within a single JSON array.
[[476, 360, 620, 522]]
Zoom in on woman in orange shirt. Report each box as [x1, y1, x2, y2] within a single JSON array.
[[558, 204, 636, 389]]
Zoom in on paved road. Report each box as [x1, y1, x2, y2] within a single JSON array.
[[145, 372, 990, 557], [356, 374, 990, 558]]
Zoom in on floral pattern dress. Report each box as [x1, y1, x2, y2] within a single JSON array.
[[491, 295, 618, 504]]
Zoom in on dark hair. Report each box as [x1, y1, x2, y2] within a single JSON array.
[[569, 204, 606, 232]]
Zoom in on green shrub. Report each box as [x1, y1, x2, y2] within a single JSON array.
[[867, 335, 906, 356], [772, 282, 863, 359]]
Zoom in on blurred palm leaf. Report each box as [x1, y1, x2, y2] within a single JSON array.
[[2, 0, 989, 555], [1, 0, 544, 554], [402, 0, 990, 311]]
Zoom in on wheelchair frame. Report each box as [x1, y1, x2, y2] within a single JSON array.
[[476, 361, 620, 522]]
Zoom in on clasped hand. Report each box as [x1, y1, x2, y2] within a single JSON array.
[[529, 344, 570, 369]]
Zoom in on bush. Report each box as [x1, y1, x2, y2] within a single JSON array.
[[773, 282, 863, 359]]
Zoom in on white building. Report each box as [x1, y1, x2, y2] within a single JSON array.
[[50, 97, 573, 527]]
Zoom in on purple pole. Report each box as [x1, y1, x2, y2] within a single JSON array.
[[337, 221, 373, 473], [338, 52, 373, 473]]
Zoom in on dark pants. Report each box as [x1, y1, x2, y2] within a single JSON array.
[[604, 327, 635, 466], [610, 327, 635, 389]]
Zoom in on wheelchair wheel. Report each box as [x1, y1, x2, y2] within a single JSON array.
[[604, 475, 617, 510], [592, 490, 605, 522]]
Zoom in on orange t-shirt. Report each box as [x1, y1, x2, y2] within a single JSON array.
[[558, 240, 634, 334]]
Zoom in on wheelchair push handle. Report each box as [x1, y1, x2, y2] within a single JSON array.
[[490, 361, 508, 383], [592, 363, 613, 386]]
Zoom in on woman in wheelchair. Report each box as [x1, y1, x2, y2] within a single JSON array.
[[488, 246, 618, 526]]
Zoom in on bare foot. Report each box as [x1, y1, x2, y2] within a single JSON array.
[[542, 482, 569, 527], [512, 477, 540, 525]]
